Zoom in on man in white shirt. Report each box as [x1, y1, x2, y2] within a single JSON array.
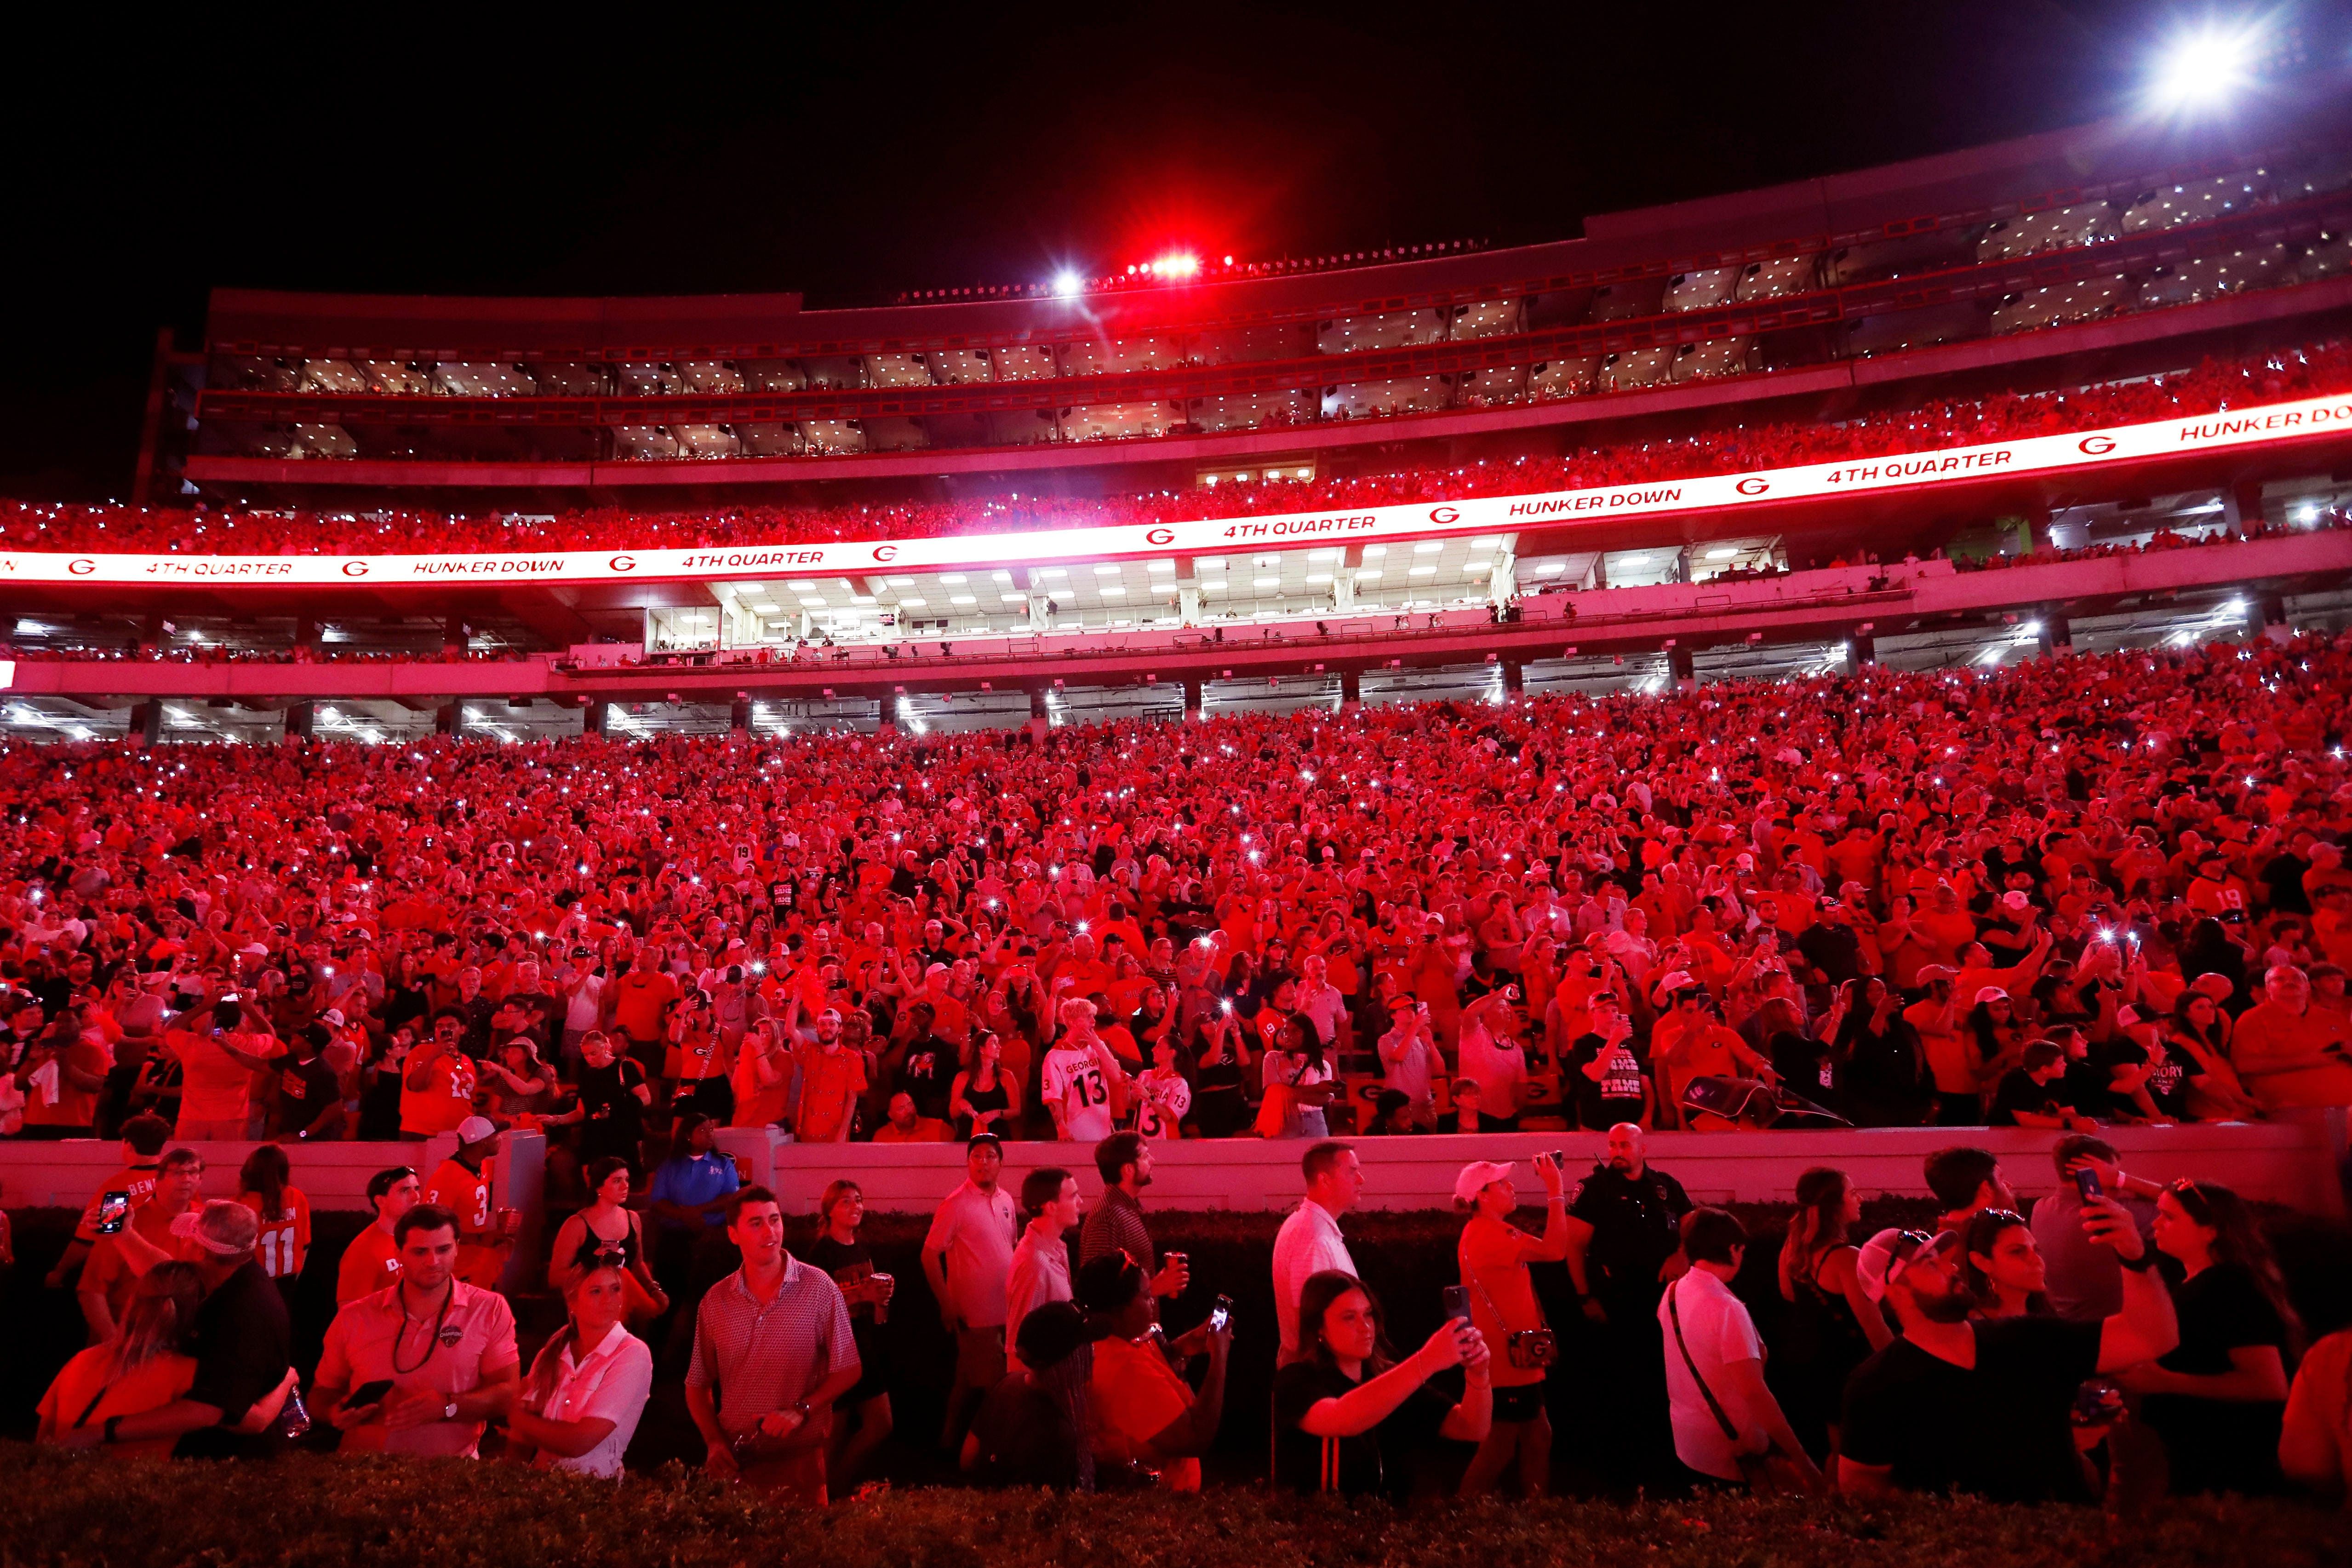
[[1376, 994, 1439, 1130], [920, 1133, 1019, 1448], [1657, 1207, 1820, 1490], [1293, 955, 1349, 1052], [1271, 1141, 1365, 1364]]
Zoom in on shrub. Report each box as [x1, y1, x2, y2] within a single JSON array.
[[0, 1443, 2345, 1568]]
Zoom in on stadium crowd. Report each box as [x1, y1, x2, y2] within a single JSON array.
[[4, 632, 2352, 1505], [3, 338, 2347, 560]]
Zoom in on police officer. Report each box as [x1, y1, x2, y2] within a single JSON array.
[[1563, 1122, 1691, 1486], [1565, 1123, 1691, 1324]]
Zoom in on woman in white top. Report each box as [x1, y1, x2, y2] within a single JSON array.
[[1004, 1167, 1081, 1368], [504, 1263, 654, 1479]]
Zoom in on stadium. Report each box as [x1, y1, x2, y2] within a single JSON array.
[[5, 8, 2352, 1543]]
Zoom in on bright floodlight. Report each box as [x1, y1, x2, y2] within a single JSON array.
[[1159, 253, 1200, 277], [1053, 270, 1082, 297], [2154, 25, 2255, 107]]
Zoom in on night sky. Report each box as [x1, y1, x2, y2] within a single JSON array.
[[5, 2, 2330, 498]]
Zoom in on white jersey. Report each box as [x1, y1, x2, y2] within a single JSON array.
[[1042, 1045, 1115, 1142]]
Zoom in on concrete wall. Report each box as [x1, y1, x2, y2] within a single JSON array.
[[720, 1115, 2348, 1218]]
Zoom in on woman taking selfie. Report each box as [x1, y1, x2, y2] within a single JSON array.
[[1274, 1269, 1492, 1499]]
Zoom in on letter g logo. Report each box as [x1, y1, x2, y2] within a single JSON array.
[[1735, 477, 1769, 496], [2077, 436, 2115, 456], [608, 554, 637, 573], [1145, 527, 1175, 546], [68, 558, 94, 575], [872, 544, 898, 562], [1428, 506, 1459, 524], [341, 561, 371, 578]]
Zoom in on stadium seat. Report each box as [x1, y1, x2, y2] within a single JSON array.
[[433, 363, 538, 397], [1734, 256, 1819, 301], [679, 361, 747, 395], [1597, 346, 1672, 391], [736, 422, 804, 457], [2297, 230, 2352, 282], [1320, 377, 1450, 419], [1316, 310, 1445, 354], [990, 345, 1057, 381], [1989, 275, 2126, 334], [1662, 267, 1739, 312], [1589, 280, 1661, 322], [1059, 402, 1179, 441], [926, 349, 994, 385], [860, 417, 929, 452], [1527, 356, 1597, 398], [288, 423, 357, 459], [798, 356, 868, 391], [228, 356, 298, 392], [1671, 337, 1751, 382], [862, 354, 936, 389], [672, 423, 742, 459], [1458, 366, 1528, 403], [614, 364, 684, 395], [1975, 201, 2118, 262], [2119, 171, 2270, 233], [531, 363, 610, 396], [612, 425, 680, 460], [740, 360, 808, 393], [362, 361, 435, 395], [296, 359, 369, 394], [796, 419, 866, 454], [1447, 300, 1525, 340], [1064, 336, 1182, 376], [1191, 391, 1313, 433], [2135, 245, 2292, 309], [1188, 324, 1303, 365]]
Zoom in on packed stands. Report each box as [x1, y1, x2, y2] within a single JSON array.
[[16, 339, 2352, 559]]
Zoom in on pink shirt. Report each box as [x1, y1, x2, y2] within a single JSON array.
[[316, 1280, 520, 1458]]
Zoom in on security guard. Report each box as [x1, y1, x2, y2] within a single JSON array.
[[1565, 1122, 1690, 1325]]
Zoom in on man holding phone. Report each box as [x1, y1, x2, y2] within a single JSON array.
[[2027, 1133, 2163, 1323], [314, 1203, 520, 1459]]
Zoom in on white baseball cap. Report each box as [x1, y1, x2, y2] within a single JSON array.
[[1453, 1160, 1515, 1204]]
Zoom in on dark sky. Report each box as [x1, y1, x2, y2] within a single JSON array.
[[4, 1, 2329, 499]]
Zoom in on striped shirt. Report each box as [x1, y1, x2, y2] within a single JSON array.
[[685, 1255, 858, 1434], [1079, 1185, 1154, 1272]]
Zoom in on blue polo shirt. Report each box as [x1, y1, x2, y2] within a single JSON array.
[[649, 1150, 741, 1229]]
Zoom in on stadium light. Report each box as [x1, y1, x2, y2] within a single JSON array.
[[1053, 270, 1082, 297], [1158, 253, 1201, 278], [2152, 22, 2257, 108]]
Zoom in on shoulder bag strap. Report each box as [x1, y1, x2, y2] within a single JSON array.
[[1665, 1278, 1743, 1444], [1459, 1234, 1548, 1333]]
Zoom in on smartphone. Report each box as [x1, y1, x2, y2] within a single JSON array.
[[96, 1191, 130, 1235], [1441, 1284, 1471, 1326], [344, 1378, 396, 1411], [2072, 1167, 2104, 1204], [1209, 1294, 1233, 1333]]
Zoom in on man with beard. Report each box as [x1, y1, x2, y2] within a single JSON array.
[[1838, 1203, 2177, 1502], [1562, 1123, 1691, 1483], [1078, 1131, 1190, 1301]]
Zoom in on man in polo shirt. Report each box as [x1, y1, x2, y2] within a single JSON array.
[[336, 1165, 423, 1305], [1079, 1131, 1190, 1299], [922, 1133, 1019, 1449], [1272, 1140, 1362, 1364], [314, 1203, 521, 1459], [686, 1185, 860, 1504]]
